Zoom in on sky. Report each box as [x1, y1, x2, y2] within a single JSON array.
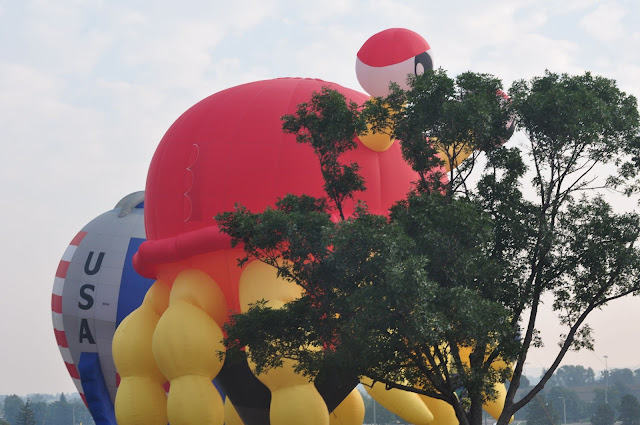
[[1, 0, 640, 396]]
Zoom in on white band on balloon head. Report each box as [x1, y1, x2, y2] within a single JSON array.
[[356, 50, 433, 98]]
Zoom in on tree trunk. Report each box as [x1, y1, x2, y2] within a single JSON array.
[[468, 398, 485, 425]]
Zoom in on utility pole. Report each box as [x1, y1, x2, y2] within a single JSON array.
[[559, 396, 566, 425], [604, 355, 609, 404], [373, 399, 377, 424]]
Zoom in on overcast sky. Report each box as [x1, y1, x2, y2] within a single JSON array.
[[1, 0, 639, 396]]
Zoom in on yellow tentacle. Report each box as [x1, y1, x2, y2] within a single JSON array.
[[329, 388, 365, 425], [240, 260, 329, 425], [113, 280, 170, 425], [152, 269, 227, 425], [362, 378, 434, 425]]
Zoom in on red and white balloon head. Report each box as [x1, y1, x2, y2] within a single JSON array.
[[356, 28, 433, 98]]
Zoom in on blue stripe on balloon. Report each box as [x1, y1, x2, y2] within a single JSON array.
[[79, 352, 116, 425], [116, 237, 155, 327]]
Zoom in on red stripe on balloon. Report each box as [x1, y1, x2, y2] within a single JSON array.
[[54, 329, 69, 347], [55, 261, 70, 279], [65, 362, 80, 379], [80, 393, 88, 408], [70, 231, 88, 246], [116, 373, 120, 387], [51, 294, 63, 314]]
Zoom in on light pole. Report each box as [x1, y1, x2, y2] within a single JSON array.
[[604, 355, 609, 404], [558, 396, 567, 425], [373, 399, 377, 424]]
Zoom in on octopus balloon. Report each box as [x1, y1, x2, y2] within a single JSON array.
[[108, 28, 509, 425]]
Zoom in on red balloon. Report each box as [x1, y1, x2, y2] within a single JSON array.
[[135, 77, 422, 279]]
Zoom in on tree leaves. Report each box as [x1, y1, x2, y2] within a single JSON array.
[[217, 70, 640, 425]]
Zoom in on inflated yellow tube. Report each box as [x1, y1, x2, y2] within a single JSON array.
[[152, 269, 227, 425], [419, 395, 459, 425], [238, 260, 303, 311], [250, 357, 329, 425], [483, 382, 511, 422], [241, 261, 329, 425], [362, 378, 434, 425], [359, 125, 395, 152], [329, 388, 365, 425], [112, 281, 169, 425]]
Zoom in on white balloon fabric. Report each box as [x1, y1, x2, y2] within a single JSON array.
[[51, 192, 153, 425]]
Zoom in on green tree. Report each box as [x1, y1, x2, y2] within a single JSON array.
[[550, 365, 596, 387], [619, 394, 640, 425], [70, 398, 95, 425], [220, 70, 518, 425], [219, 70, 640, 425], [526, 394, 559, 425], [28, 401, 47, 425], [48, 394, 72, 425], [590, 386, 625, 417], [485, 71, 640, 425], [15, 401, 35, 425], [281, 86, 367, 221], [592, 403, 615, 425], [0, 420, 10, 425], [3, 395, 24, 425], [547, 386, 586, 423], [603, 368, 635, 387]]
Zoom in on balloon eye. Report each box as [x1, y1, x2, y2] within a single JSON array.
[[414, 51, 433, 75]]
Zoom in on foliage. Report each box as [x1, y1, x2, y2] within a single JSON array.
[[281, 86, 367, 220], [619, 394, 640, 425], [364, 69, 512, 195], [15, 401, 35, 425], [0, 394, 94, 425], [28, 401, 47, 425], [526, 393, 559, 425], [494, 72, 640, 425], [548, 386, 586, 423], [549, 365, 596, 387], [218, 70, 640, 425], [604, 368, 635, 387], [590, 387, 626, 418], [2, 395, 23, 425], [592, 403, 615, 425]]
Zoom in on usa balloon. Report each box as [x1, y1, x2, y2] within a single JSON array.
[[52, 192, 153, 425]]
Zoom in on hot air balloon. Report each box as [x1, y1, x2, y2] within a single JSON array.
[[111, 27, 512, 425], [356, 27, 434, 98], [52, 192, 152, 425], [52, 192, 232, 425], [113, 76, 418, 425], [111, 28, 444, 425]]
